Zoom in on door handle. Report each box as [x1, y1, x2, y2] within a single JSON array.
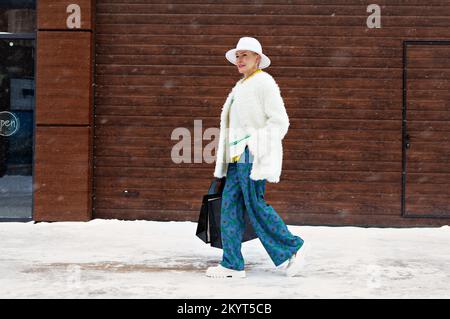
[[405, 134, 410, 149], [123, 190, 140, 197]]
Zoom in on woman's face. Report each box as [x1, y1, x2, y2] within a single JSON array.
[[235, 50, 261, 75]]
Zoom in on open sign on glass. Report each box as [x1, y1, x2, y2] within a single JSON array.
[[0, 111, 20, 137]]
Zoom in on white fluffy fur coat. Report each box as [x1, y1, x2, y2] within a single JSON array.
[[213, 70, 290, 183]]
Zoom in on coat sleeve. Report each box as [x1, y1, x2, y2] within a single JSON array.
[[248, 75, 290, 158], [213, 87, 235, 178], [261, 75, 290, 139]]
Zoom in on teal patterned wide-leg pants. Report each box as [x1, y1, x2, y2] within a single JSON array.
[[220, 146, 304, 271]]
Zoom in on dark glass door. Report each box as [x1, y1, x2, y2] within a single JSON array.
[[0, 1, 35, 220], [0, 38, 35, 219]]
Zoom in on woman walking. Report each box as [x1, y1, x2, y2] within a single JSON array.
[[206, 37, 310, 278]]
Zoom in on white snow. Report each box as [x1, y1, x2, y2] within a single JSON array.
[[0, 219, 449, 299]]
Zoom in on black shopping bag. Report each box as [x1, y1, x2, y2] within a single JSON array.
[[196, 177, 258, 249]]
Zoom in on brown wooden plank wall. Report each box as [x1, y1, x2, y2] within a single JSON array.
[[34, 0, 95, 221], [34, 127, 92, 221], [94, 0, 450, 226]]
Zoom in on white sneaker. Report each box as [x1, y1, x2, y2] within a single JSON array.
[[206, 264, 246, 278], [285, 242, 311, 277]]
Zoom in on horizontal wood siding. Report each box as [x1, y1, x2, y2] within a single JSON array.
[[34, 2, 95, 221], [36, 31, 93, 125], [34, 127, 91, 221], [94, 0, 450, 226]]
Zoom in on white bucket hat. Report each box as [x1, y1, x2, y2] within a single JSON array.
[[225, 37, 271, 69]]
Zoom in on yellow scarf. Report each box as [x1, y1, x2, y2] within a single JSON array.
[[239, 68, 263, 84]]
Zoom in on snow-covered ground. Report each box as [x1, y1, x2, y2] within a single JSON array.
[[0, 219, 449, 299]]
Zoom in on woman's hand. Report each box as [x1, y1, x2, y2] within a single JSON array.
[[215, 177, 226, 193]]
